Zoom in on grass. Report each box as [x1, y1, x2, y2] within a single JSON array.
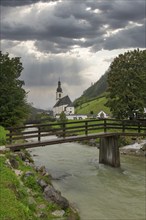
[[0, 155, 36, 220], [0, 151, 80, 220], [0, 126, 7, 146], [75, 96, 110, 115]]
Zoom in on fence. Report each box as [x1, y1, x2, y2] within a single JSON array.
[[6, 119, 146, 144]]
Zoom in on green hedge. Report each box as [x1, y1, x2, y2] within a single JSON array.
[[0, 126, 7, 145]]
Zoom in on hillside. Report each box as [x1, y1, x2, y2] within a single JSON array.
[[75, 96, 110, 115], [29, 106, 51, 114], [83, 72, 108, 98], [74, 71, 108, 107]]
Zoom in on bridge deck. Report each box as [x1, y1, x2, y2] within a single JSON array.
[[6, 132, 145, 151]]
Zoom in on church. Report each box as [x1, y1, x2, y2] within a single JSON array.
[[53, 80, 75, 117]]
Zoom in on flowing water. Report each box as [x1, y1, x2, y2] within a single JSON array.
[[29, 138, 146, 220]]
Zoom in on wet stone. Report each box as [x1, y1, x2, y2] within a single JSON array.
[[9, 157, 19, 169], [52, 210, 65, 217], [37, 178, 48, 189], [24, 171, 34, 178], [44, 185, 69, 210]]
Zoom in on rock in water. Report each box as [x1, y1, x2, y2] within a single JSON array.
[[44, 185, 69, 210]]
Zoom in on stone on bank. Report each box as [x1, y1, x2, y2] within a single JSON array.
[[1, 148, 80, 220]]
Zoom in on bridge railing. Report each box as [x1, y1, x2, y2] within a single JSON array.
[[6, 119, 146, 144]]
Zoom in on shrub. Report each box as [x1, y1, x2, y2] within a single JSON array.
[[0, 126, 7, 145]]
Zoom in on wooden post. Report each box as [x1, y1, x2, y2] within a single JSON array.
[[9, 129, 13, 144], [85, 121, 88, 136], [138, 121, 141, 133], [99, 135, 120, 167], [38, 127, 41, 141], [122, 120, 125, 132], [62, 123, 66, 138], [104, 119, 107, 132]]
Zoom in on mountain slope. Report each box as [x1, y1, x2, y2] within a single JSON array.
[[74, 72, 108, 107], [83, 72, 108, 99], [75, 96, 110, 115]]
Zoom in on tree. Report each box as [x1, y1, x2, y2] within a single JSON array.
[[0, 51, 29, 127], [59, 111, 68, 123], [106, 49, 146, 119]]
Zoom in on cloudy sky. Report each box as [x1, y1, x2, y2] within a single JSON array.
[[1, 0, 145, 109]]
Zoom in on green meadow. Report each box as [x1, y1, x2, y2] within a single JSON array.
[[75, 96, 110, 115]]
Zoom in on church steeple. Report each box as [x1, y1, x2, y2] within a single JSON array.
[[56, 80, 63, 100]]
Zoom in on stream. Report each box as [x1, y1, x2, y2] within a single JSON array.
[[29, 137, 146, 220]]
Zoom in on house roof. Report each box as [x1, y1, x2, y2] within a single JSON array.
[[53, 95, 73, 108], [97, 110, 107, 115]]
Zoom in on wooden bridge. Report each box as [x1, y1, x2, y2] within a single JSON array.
[[6, 119, 146, 167]]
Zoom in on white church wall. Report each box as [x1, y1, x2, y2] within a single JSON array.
[[53, 104, 68, 116], [64, 106, 75, 115]]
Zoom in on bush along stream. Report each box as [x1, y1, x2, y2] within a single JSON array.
[[0, 149, 80, 220]]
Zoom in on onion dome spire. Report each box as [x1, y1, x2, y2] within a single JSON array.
[[57, 80, 62, 93]]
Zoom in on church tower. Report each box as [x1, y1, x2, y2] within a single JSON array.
[[56, 80, 63, 100]]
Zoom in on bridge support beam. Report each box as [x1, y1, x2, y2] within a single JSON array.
[[99, 135, 120, 167]]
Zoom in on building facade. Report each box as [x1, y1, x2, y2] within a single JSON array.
[[53, 81, 75, 116]]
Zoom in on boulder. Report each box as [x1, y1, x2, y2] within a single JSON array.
[[14, 169, 23, 176], [17, 151, 33, 163], [141, 143, 146, 151], [0, 146, 9, 153], [36, 212, 47, 218], [17, 151, 26, 161], [37, 204, 46, 210], [9, 156, 19, 169], [37, 178, 48, 190], [24, 171, 34, 178], [52, 210, 65, 217], [36, 166, 47, 175], [44, 185, 69, 210]]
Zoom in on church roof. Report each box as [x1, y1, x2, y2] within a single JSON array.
[[53, 95, 73, 108], [67, 102, 74, 107]]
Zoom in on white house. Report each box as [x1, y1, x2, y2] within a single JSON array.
[[66, 114, 87, 120], [55, 114, 87, 120], [97, 110, 109, 119], [53, 80, 75, 116]]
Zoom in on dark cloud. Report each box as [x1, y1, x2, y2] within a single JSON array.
[[104, 25, 145, 50], [35, 39, 72, 54], [1, 0, 145, 53], [0, 0, 57, 7], [1, 0, 146, 108], [106, 1, 145, 22], [90, 23, 145, 52]]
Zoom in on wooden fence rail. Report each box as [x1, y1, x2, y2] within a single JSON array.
[[6, 119, 146, 144]]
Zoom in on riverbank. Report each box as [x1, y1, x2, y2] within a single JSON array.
[[120, 139, 146, 157], [0, 148, 80, 220], [80, 137, 146, 157]]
